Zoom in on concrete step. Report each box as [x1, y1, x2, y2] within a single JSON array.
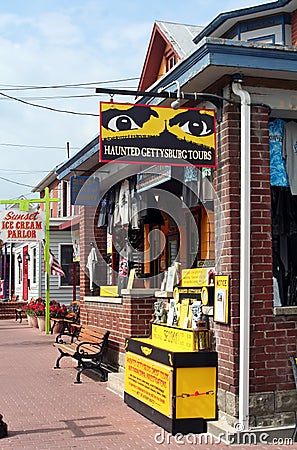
[[107, 371, 124, 398]]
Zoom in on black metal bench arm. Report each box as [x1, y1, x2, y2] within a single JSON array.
[[55, 328, 80, 344], [75, 340, 106, 356]]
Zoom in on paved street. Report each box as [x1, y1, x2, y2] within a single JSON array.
[[0, 319, 295, 450]]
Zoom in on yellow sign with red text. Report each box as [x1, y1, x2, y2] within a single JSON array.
[[124, 352, 173, 417]]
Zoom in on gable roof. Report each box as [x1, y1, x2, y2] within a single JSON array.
[[156, 21, 203, 57], [138, 21, 202, 92]]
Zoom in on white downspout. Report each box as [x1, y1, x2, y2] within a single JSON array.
[[231, 80, 251, 431]]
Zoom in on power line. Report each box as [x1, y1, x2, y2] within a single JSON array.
[[0, 175, 36, 188], [0, 94, 99, 101], [0, 143, 79, 150], [0, 92, 99, 116], [0, 77, 140, 91], [0, 168, 49, 173]]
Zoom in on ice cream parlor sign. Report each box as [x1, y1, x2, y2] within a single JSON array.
[[0, 208, 46, 242]]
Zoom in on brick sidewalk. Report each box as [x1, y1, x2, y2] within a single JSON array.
[[0, 319, 293, 450]]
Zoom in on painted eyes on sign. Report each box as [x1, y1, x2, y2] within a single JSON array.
[[102, 106, 159, 132], [169, 111, 214, 137], [107, 115, 140, 132]]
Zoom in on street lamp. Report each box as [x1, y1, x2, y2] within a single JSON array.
[[17, 254, 22, 264]]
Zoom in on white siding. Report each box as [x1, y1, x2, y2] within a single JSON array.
[[14, 230, 80, 305], [40, 230, 80, 305]]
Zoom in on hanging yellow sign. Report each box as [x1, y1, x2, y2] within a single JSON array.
[[100, 102, 216, 167]]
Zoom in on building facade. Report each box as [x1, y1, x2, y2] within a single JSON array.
[[36, 0, 297, 430]]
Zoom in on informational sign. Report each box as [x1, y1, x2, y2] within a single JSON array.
[[70, 176, 100, 206], [100, 102, 216, 167], [136, 165, 171, 193], [151, 323, 195, 351], [0, 208, 45, 242], [124, 352, 173, 417], [176, 286, 201, 303], [181, 267, 215, 287], [214, 275, 229, 324]]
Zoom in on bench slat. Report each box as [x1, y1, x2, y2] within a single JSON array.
[[77, 327, 107, 343]]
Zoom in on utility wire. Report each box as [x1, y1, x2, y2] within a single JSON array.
[[0, 92, 99, 116], [0, 94, 99, 101], [0, 143, 79, 150], [0, 77, 140, 91], [0, 175, 36, 188], [0, 168, 48, 173]]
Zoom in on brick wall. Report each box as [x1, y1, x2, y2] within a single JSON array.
[[291, 10, 297, 46], [215, 103, 297, 398], [214, 104, 241, 395], [80, 296, 155, 357]]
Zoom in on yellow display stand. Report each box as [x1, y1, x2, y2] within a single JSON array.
[[124, 325, 217, 435]]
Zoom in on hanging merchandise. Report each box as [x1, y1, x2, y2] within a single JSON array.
[[97, 196, 108, 227], [269, 119, 289, 188], [283, 120, 297, 194], [113, 188, 121, 226], [119, 255, 129, 278], [119, 179, 131, 226], [86, 245, 98, 291], [107, 189, 115, 235], [118, 244, 129, 294]]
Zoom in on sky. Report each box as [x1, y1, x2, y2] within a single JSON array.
[[0, 0, 270, 201]]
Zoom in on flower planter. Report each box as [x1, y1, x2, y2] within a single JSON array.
[[31, 315, 38, 328], [51, 321, 63, 334], [27, 315, 33, 327], [37, 316, 46, 332]]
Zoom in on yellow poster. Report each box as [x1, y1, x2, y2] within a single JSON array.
[[179, 299, 190, 328], [124, 352, 173, 417], [175, 367, 217, 419], [181, 267, 215, 287]]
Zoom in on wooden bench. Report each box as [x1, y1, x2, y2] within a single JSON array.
[[53, 325, 110, 384], [289, 356, 297, 442]]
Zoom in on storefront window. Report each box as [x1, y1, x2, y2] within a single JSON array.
[[60, 244, 80, 287]]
